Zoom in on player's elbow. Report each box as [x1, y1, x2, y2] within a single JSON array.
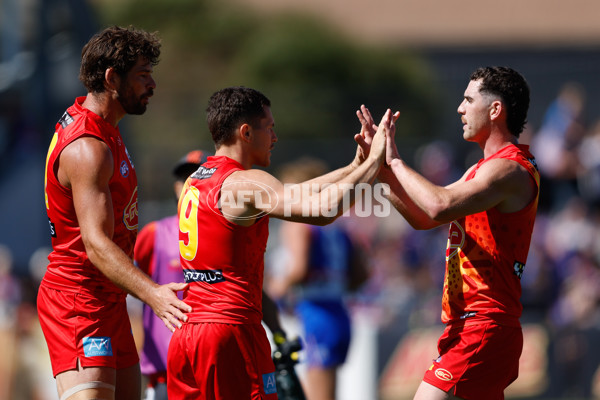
[[425, 198, 453, 224], [81, 231, 112, 266]]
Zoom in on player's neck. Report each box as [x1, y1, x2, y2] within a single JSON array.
[[215, 145, 249, 169], [482, 130, 518, 159], [82, 92, 126, 127]]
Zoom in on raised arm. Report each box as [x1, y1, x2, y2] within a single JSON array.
[[281, 107, 396, 192], [385, 155, 536, 226], [222, 109, 395, 225], [354, 105, 440, 229], [61, 137, 191, 331], [380, 107, 537, 225], [356, 106, 535, 230]]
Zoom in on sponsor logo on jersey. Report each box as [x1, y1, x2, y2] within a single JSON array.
[[528, 157, 539, 171], [183, 269, 225, 284], [191, 166, 217, 180], [123, 187, 138, 231], [125, 147, 134, 168], [460, 311, 478, 319], [446, 220, 465, 261], [83, 336, 113, 357], [262, 372, 277, 395], [58, 111, 74, 129], [513, 261, 525, 279], [434, 368, 453, 382], [48, 218, 57, 238], [120, 160, 129, 178]]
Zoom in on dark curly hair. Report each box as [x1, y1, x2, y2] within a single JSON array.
[[79, 25, 161, 93], [470, 66, 530, 137], [206, 87, 271, 147]]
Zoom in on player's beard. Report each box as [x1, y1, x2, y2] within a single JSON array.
[[117, 82, 152, 115]]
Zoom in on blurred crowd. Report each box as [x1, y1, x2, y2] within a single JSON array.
[[2, 82, 600, 399]]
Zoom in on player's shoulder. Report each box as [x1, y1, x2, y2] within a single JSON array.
[[62, 135, 112, 165], [475, 157, 534, 198], [59, 136, 113, 186], [483, 156, 530, 177], [226, 168, 279, 186]]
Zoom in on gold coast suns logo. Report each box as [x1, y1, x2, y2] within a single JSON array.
[[446, 220, 465, 261], [434, 368, 453, 382], [123, 187, 138, 231]]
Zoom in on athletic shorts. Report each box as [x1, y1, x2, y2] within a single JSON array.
[[167, 322, 277, 400], [423, 321, 523, 400], [37, 284, 139, 377], [296, 300, 351, 367]]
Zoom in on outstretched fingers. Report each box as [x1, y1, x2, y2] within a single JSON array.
[[356, 104, 377, 143], [354, 133, 369, 153], [369, 109, 392, 160], [355, 106, 400, 166], [161, 304, 189, 332], [354, 105, 377, 166], [385, 111, 401, 165], [162, 311, 182, 333], [156, 283, 192, 332]]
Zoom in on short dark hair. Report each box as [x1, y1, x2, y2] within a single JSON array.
[[470, 66, 530, 137], [79, 25, 161, 93], [206, 87, 271, 147]]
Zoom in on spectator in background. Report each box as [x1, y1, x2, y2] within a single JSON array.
[[0, 244, 18, 400], [134, 150, 209, 400], [266, 157, 369, 400], [532, 82, 586, 211], [0, 245, 19, 330], [576, 118, 600, 206]]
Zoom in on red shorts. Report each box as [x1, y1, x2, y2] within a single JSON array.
[[167, 322, 277, 400], [37, 284, 139, 377], [423, 321, 523, 400]]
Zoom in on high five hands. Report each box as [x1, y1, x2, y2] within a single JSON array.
[[353, 105, 401, 168]]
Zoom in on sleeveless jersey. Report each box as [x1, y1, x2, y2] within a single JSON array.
[[442, 144, 540, 325], [178, 156, 269, 324], [135, 215, 183, 375], [43, 97, 138, 295]]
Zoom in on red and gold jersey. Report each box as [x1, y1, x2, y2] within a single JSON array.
[[43, 97, 138, 295], [442, 144, 540, 326], [178, 156, 269, 324]]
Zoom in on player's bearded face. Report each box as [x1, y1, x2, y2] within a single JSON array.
[[117, 79, 152, 115], [117, 81, 153, 115]]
